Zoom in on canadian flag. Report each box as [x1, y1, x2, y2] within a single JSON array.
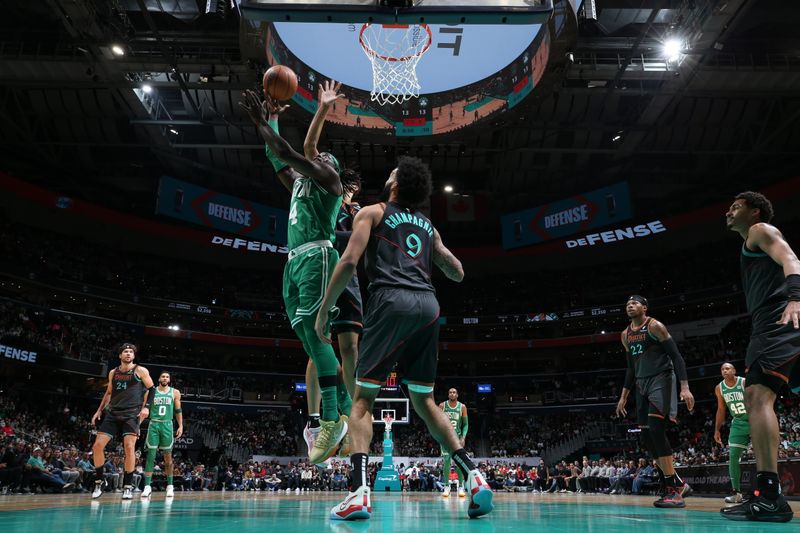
[[446, 194, 475, 222]]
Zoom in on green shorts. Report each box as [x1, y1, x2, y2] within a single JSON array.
[[728, 418, 751, 449], [146, 421, 174, 451], [283, 242, 339, 330]]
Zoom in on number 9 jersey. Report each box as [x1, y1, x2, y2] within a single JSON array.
[[365, 201, 435, 293]]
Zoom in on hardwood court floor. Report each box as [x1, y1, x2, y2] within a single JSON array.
[[1, 490, 797, 532]]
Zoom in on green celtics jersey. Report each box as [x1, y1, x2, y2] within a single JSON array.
[[720, 377, 748, 421], [287, 176, 341, 250], [150, 386, 175, 423], [443, 401, 462, 431]]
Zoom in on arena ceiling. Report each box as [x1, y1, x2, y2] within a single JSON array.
[[0, 0, 798, 246]]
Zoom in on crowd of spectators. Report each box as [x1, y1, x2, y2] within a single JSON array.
[[205, 411, 297, 457], [0, 216, 283, 311], [6, 214, 793, 334], [0, 300, 138, 363]]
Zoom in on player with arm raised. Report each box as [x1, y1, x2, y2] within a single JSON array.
[[240, 82, 360, 465]]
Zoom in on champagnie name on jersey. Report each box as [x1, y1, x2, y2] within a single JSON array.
[[384, 212, 434, 237]]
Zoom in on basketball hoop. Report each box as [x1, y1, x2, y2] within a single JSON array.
[[359, 23, 432, 106], [383, 415, 394, 432]]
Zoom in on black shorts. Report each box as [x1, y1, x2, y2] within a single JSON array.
[[331, 281, 363, 336], [97, 410, 140, 441], [745, 325, 800, 393], [635, 371, 677, 426], [357, 288, 440, 385]]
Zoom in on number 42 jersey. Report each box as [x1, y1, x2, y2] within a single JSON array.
[[366, 202, 435, 293], [721, 376, 749, 421]]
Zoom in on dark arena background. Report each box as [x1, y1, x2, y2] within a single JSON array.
[[1, 0, 799, 531]]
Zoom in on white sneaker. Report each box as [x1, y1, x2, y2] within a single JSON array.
[[286, 488, 291, 494], [304, 422, 321, 455], [330, 485, 371, 520], [122, 486, 133, 500], [141, 485, 152, 498], [166, 485, 174, 498], [295, 487, 301, 495], [457, 486, 466, 498], [725, 492, 743, 504], [465, 470, 494, 519], [92, 480, 106, 499], [442, 486, 450, 498]]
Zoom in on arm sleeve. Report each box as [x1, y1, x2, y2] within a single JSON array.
[[263, 119, 289, 174], [146, 387, 157, 409], [661, 337, 688, 382], [458, 416, 469, 439], [623, 350, 635, 390]]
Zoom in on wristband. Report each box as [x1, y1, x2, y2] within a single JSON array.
[[787, 273, 800, 301]]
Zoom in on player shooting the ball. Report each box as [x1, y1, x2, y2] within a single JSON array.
[[239, 80, 361, 465]]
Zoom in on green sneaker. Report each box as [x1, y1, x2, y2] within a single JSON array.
[[310, 415, 348, 465]]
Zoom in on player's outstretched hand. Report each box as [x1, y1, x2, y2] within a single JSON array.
[[264, 94, 290, 117], [238, 89, 268, 126], [681, 388, 695, 412], [318, 80, 345, 108], [175, 426, 183, 439], [777, 300, 800, 329], [615, 397, 627, 418], [714, 430, 723, 445], [314, 309, 332, 345]]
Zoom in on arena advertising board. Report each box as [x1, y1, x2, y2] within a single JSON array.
[[156, 176, 288, 245], [0, 336, 105, 376], [677, 461, 798, 496], [501, 182, 633, 249]]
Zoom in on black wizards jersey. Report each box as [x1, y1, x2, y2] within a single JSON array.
[[365, 202, 435, 293], [625, 318, 672, 379]]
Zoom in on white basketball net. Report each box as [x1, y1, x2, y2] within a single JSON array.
[[383, 416, 394, 434], [359, 23, 432, 106]]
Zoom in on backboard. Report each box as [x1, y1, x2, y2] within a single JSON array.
[[372, 397, 410, 425], [241, 0, 554, 25]]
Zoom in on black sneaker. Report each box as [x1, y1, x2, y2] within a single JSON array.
[[720, 493, 793, 523], [653, 486, 685, 508]]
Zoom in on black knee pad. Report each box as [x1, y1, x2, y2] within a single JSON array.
[[639, 427, 656, 458], [647, 416, 672, 458]]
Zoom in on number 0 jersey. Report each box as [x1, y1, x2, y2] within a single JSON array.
[[365, 202, 435, 293], [720, 377, 749, 421], [150, 386, 176, 423]]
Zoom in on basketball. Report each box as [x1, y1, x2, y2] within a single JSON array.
[[263, 65, 297, 101]]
